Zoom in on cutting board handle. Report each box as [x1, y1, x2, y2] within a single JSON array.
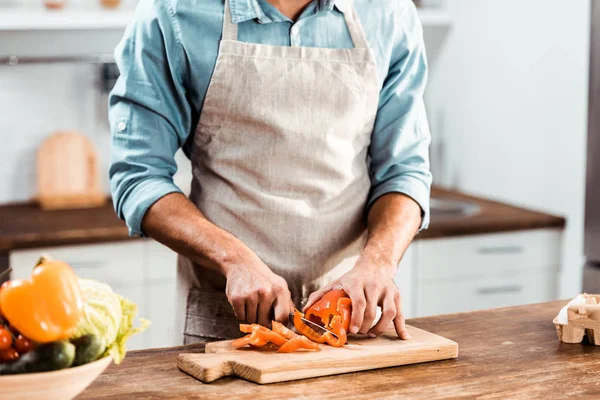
[[177, 354, 236, 383]]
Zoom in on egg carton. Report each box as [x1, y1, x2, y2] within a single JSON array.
[[554, 294, 600, 345]]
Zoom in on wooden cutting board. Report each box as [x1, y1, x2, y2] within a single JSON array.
[[36, 131, 106, 210], [177, 325, 458, 384]]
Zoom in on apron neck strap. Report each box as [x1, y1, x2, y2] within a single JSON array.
[[222, 0, 369, 49], [340, 1, 369, 49], [222, 0, 238, 41]]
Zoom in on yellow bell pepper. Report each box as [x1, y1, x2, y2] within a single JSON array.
[[0, 260, 83, 343]]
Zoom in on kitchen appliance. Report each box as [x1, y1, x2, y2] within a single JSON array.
[[177, 325, 458, 384], [35, 131, 106, 210], [584, 2, 600, 292]]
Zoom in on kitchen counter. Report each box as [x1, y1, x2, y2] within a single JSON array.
[[77, 300, 597, 399], [0, 187, 565, 252]]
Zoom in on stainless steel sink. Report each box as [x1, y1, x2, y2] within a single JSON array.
[[430, 197, 481, 220]]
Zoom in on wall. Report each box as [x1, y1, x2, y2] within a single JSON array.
[[426, 0, 591, 298], [0, 1, 591, 299]]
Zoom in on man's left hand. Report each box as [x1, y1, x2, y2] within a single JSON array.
[[303, 257, 410, 340]]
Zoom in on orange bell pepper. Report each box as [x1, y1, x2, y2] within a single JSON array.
[[0, 260, 83, 343], [294, 289, 352, 347], [232, 322, 321, 352], [277, 335, 320, 353], [233, 324, 288, 348], [271, 321, 298, 340]]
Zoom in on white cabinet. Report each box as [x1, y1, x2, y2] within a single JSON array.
[[9, 240, 179, 350], [144, 240, 179, 348], [395, 245, 415, 319], [413, 229, 562, 317]]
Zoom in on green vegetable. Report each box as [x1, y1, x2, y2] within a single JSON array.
[[71, 334, 103, 366], [73, 278, 149, 364], [0, 341, 75, 375]]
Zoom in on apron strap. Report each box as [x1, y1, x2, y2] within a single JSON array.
[[222, 0, 238, 41], [341, 1, 370, 49]]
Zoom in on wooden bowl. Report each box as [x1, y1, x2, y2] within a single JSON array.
[[1, 356, 112, 400]]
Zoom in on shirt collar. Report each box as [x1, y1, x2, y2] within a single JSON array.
[[228, 0, 347, 24]]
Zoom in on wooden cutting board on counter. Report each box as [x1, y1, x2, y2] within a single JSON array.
[[177, 325, 458, 384], [36, 131, 106, 210]]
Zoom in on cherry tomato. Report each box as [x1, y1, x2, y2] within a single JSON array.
[[0, 328, 12, 350], [0, 348, 18, 362], [8, 324, 19, 336], [14, 335, 32, 354]]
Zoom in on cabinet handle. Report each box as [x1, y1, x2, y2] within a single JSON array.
[[477, 246, 524, 255], [476, 285, 523, 295]]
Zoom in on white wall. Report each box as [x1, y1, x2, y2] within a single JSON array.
[[426, 0, 591, 298], [0, 63, 109, 203]]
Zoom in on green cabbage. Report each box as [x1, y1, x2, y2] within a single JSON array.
[[73, 278, 150, 364]]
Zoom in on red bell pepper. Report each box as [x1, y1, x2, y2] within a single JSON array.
[[294, 289, 352, 347], [232, 322, 321, 352]]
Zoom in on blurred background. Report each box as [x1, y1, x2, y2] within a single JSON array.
[[0, 0, 594, 350]]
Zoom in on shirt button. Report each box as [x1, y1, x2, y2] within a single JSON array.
[[290, 26, 299, 36], [117, 121, 127, 132]]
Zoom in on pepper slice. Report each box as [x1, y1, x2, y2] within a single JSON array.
[[271, 321, 298, 340], [294, 289, 352, 347], [277, 335, 320, 353], [233, 324, 288, 348], [232, 322, 321, 352]]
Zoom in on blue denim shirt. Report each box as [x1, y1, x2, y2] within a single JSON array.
[[109, 0, 432, 236]]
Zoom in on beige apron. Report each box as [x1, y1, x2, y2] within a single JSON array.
[[177, 0, 380, 343]]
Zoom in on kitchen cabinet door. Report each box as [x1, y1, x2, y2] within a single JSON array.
[[417, 271, 557, 317], [145, 281, 178, 348], [395, 245, 415, 319], [117, 285, 147, 351], [416, 229, 562, 282], [9, 242, 146, 286]]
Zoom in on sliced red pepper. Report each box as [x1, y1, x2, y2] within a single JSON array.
[[272, 321, 298, 340], [278, 335, 320, 353], [233, 323, 288, 348], [297, 290, 352, 347], [232, 335, 253, 348], [322, 315, 347, 347], [293, 310, 327, 344]]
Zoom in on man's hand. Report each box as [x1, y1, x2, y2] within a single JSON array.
[[142, 192, 294, 327], [225, 251, 294, 327], [304, 192, 423, 341], [304, 256, 409, 340]]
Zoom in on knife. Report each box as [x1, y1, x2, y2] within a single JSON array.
[[288, 311, 339, 339]]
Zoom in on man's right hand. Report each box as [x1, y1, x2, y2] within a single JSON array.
[[142, 193, 294, 327], [224, 251, 294, 327]]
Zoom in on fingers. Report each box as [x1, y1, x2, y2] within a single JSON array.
[[245, 295, 258, 324], [273, 295, 293, 326], [303, 284, 332, 312], [359, 284, 379, 334], [346, 285, 366, 334], [257, 288, 275, 327], [230, 296, 246, 322], [368, 289, 396, 337], [393, 291, 411, 340]]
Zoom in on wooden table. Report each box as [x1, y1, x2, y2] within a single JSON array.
[[78, 300, 600, 399]]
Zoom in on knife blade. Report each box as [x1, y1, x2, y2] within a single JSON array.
[[288, 311, 339, 339]]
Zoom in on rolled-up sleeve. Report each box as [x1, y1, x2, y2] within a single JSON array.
[[367, 2, 433, 231], [109, 0, 191, 236]]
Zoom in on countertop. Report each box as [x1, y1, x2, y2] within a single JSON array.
[[77, 300, 597, 399], [0, 187, 565, 252]]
